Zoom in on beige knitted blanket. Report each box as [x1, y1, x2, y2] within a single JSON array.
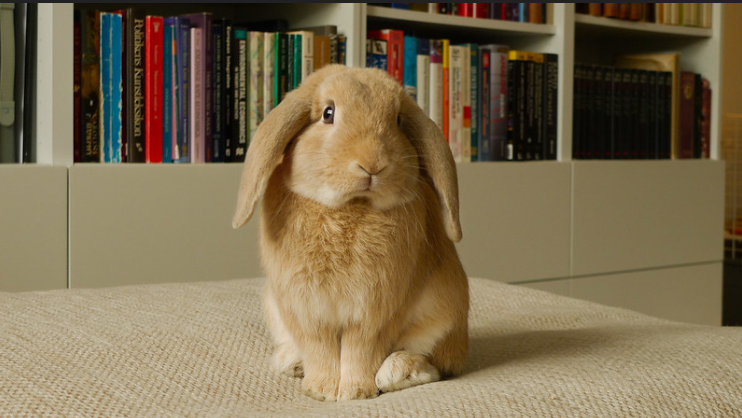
[[1, 277, 740, 417]]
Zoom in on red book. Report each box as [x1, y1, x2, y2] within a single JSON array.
[[456, 3, 474, 17], [678, 71, 696, 159], [701, 78, 711, 159], [145, 16, 164, 163], [473, 3, 490, 18], [367, 29, 404, 85]]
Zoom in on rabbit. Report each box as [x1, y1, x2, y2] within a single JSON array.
[[233, 64, 469, 401]]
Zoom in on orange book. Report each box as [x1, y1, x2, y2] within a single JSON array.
[[603, 3, 620, 18], [588, 3, 602, 16], [529, 3, 544, 23], [619, 3, 631, 19], [629, 3, 642, 20]]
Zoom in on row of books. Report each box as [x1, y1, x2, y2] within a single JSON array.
[[367, 29, 558, 162], [576, 3, 712, 28], [73, 9, 346, 164], [376, 3, 548, 24], [573, 64, 711, 160]]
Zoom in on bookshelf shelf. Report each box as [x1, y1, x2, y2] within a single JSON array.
[[574, 14, 712, 38]]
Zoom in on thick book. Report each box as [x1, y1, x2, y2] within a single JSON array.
[[124, 8, 146, 162], [367, 29, 404, 84], [175, 17, 191, 163], [182, 13, 213, 162], [145, 15, 163, 163], [80, 9, 100, 162], [190, 27, 204, 163], [403, 34, 417, 100]]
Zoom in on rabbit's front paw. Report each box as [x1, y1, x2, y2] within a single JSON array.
[[302, 374, 339, 402], [337, 377, 379, 401], [271, 343, 304, 377], [375, 351, 440, 393]]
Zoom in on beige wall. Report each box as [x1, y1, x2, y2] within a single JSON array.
[[723, 3, 742, 116]]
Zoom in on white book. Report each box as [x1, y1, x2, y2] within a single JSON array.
[[263, 32, 276, 117], [460, 44, 471, 163], [416, 42, 431, 117], [429, 40, 443, 131], [248, 31, 264, 141], [190, 27, 204, 163], [448, 45, 464, 163]]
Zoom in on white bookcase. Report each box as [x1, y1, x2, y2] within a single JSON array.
[[2, 4, 725, 326]]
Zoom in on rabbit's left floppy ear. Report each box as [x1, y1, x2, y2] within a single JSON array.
[[232, 65, 348, 229], [400, 95, 462, 242]]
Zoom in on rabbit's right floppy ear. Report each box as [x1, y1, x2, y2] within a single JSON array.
[[232, 65, 347, 229]]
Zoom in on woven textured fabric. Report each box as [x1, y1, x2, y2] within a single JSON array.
[[1, 277, 741, 417]]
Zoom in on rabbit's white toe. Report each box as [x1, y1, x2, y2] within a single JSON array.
[[375, 351, 440, 393], [271, 343, 304, 377]]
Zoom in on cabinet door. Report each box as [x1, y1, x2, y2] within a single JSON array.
[[68, 165, 263, 288], [0, 166, 68, 291]]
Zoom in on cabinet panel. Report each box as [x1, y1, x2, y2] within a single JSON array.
[[519, 279, 571, 298], [571, 263, 723, 326], [0, 166, 68, 291], [69, 165, 263, 288], [456, 162, 571, 283], [572, 160, 724, 276]]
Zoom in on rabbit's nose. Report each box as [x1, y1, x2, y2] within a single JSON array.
[[356, 163, 386, 176]]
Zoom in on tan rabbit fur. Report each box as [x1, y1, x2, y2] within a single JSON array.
[[233, 65, 469, 401]]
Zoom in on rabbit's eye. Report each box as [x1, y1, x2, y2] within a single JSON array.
[[322, 105, 335, 124]]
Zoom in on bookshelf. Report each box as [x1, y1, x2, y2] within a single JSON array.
[[2, 3, 725, 326]]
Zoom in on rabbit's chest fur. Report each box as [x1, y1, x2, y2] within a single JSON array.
[[261, 181, 428, 327]]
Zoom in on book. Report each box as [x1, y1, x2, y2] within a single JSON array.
[[478, 46, 491, 161], [366, 37, 388, 71], [442, 39, 450, 143], [448, 44, 464, 162], [368, 29, 404, 84], [99, 12, 123, 163], [80, 9, 100, 162], [429, 39, 443, 132], [542, 53, 558, 160], [263, 31, 275, 118], [678, 70, 696, 159], [190, 27, 204, 163], [694, 73, 703, 158], [403, 34, 417, 100], [314, 35, 331, 71], [485, 44, 509, 161], [124, 8, 146, 162], [211, 19, 226, 163], [222, 22, 233, 162], [508, 50, 528, 161], [182, 13, 213, 161], [415, 38, 430, 117], [175, 17, 191, 163], [232, 27, 248, 162], [467, 44, 478, 162], [288, 30, 314, 84], [145, 15, 163, 163], [162, 17, 175, 163], [614, 52, 679, 158], [274, 32, 289, 105], [248, 31, 264, 145], [701, 78, 711, 159], [74, 10, 81, 163]]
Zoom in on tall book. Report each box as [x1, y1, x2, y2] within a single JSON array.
[[677, 70, 696, 159], [542, 53, 558, 160], [80, 9, 100, 162], [288, 30, 314, 84], [263, 31, 276, 117], [366, 37, 388, 71], [448, 44, 464, 162], [467, 44, 478, 162], [483, 44, 509, 161], [182, 13, 213, 161], [478, 46, 491, 161], [222, 22, 234, 162], [442, 39, 450, 143], [162, 17, 175, 163], [145, 15, 163, 163], [701, 78, 711, 159], [123, 8, 146, 162], [211, 20, 225, 162], [248, 31, 264, 145], [507, 50, 528, 161], [415, 38, 430, 117], [175, 17, 190, 163], [429, 39, 443, 132], [232, 27, 248, 162], [274, 32, 289, 106], [190, 27, 204, 163], [99, 12, 123, 163]]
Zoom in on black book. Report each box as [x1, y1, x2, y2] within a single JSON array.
[[79, 9, 99, 163], [542, 53, 558, 160], [124, 8, 146, 162]]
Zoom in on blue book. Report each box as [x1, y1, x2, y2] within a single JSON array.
[[403, 34, 417, 101], [162, 18, 175, 163], [99, 13, 112, 163], [176, 17, 191, 163], [519, 3, 527, 22], [366, 38, 387, 71], [109, 13, 123, 163]]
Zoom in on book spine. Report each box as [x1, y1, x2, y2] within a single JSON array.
[[491, 45, 509, 161], [620, 68, 633, 159], [204, 17, 213, 162], [678, 71, 695, 159], [448, 44, 463, 162], [592, 65, 605, 160], [403, 34, 417, 100], [111, 13, 123, 163], [275, 33, 288, 105], [524, 52, 536, 160], [81, 10, 100, 162], [300, 31, 314, 82], [429, 39, 443, 133], [223, 23, 233, 162], [469, 44, 478, 162], [126, 9, 146, 162], [531, 52, 544, 160], [583, 64, 595, 159], [290, 34, 299, 90], [314, 35, 331, 71], [337, 34, 347, 65], [233, 28, 248, 162], [100, 12, 111, 163], [210, 21, 224, 162], [479, 47, 491, 161], [366, 37, 388, 71], [145, 16, 163, 163], [701, 78, 711, 159], [507, 50, 525, 161], [162, 19, 174, 163], [176, 18, 191, 163], [543, 53, 558, 160], [263, 32, 276, 117], [694, 73, 703, 158], [249, 31, 264, 145], [190, 27, 204, 163], [637, 70, 650, 159], [646, 70, 658, 159], [415, 38, 430, 117], [442, 39, 450, 143]]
